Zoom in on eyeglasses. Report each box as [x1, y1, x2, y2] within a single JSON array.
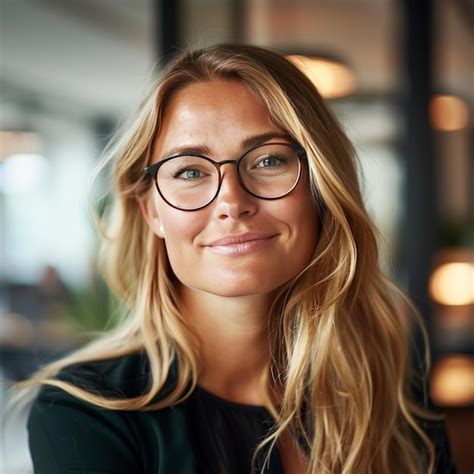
[[143, 142, 307, 211]]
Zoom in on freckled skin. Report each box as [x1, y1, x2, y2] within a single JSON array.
[[147, 79, 319, 297]]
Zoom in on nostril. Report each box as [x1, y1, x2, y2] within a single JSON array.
[[217, 207, 252, 221]]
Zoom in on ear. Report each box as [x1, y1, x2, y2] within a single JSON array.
[[138, 192, 165, 239]]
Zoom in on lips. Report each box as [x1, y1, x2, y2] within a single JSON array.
[[208, 232, 277, 247], [205, 232, 278, 256]]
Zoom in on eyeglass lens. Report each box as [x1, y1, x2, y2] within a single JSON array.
[[156, 143, 301, 210]]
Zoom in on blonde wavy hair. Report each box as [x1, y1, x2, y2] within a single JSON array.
[[12, 44, 442, 473]]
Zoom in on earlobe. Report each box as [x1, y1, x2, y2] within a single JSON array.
[[138, 193, 165, 239]]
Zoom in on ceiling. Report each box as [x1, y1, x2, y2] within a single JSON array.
[[0, 0, 472, 122]]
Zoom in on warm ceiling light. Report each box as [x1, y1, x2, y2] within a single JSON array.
[[287, 55, 356, 99], [0, 131, 42, 161], [429, 95, 470, 131], [429, 261, 474, 306], [430, 356, 474, 406]]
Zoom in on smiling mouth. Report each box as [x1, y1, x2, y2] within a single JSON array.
[[206, 234, 278, 256]]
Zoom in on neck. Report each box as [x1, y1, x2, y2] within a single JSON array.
[[179, 285, 276, 406]]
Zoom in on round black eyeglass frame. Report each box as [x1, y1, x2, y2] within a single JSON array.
[[143, 142, 307, 211]]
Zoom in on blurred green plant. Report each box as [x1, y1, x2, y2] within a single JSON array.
[[64, 276, 123, 337]]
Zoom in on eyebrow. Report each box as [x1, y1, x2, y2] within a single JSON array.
[[161, 131, 293, 159]]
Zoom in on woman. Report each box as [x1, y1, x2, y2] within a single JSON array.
[[15, 44, 456, 473]]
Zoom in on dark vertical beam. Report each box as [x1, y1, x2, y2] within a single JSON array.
[[402, 0, 437, 363], [153, 0, 181, 66], [470, 129, 474, 222], [231, 0, 245, 42]]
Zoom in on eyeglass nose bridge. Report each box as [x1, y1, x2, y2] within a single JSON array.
[[216, 159, 239, 166], [212, 158, 249, 196], [213, 158, 241, 173]]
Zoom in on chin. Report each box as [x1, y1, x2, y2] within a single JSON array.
[[206, 286, 270, 298], [185, 273, 289, 298]]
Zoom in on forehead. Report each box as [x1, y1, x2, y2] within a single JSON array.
[[165, 79, 268, 120], [153, 79, 282, 158]]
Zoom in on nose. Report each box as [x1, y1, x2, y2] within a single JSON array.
[[212, 163, 258, 220]]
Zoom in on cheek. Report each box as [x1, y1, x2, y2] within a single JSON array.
[[283, 192, 319, 257], [158, 201, 204, 240], [159, 208, 206, 276]]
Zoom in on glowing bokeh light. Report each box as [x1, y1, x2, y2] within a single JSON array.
[[429, 262, 474, 306], [431, 356, 474, 406], [288, 55, 356, 99], [0, 131, 42, 161], [429, 95, 470, 131], [0, 154, 48, 193]]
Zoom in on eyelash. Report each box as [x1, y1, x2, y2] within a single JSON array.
[[173, 167, 208, 179]]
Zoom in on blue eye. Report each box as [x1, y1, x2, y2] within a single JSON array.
[[256, 155, 287, 168], [174, 168, 204, 180]]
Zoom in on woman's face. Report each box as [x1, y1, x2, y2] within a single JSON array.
[[141, 79, 319, 297]]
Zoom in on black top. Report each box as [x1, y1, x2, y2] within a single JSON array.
[[27, 350, 457, 473]]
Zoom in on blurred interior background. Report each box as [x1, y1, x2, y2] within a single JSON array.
[[0, 0, 473, 472]]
